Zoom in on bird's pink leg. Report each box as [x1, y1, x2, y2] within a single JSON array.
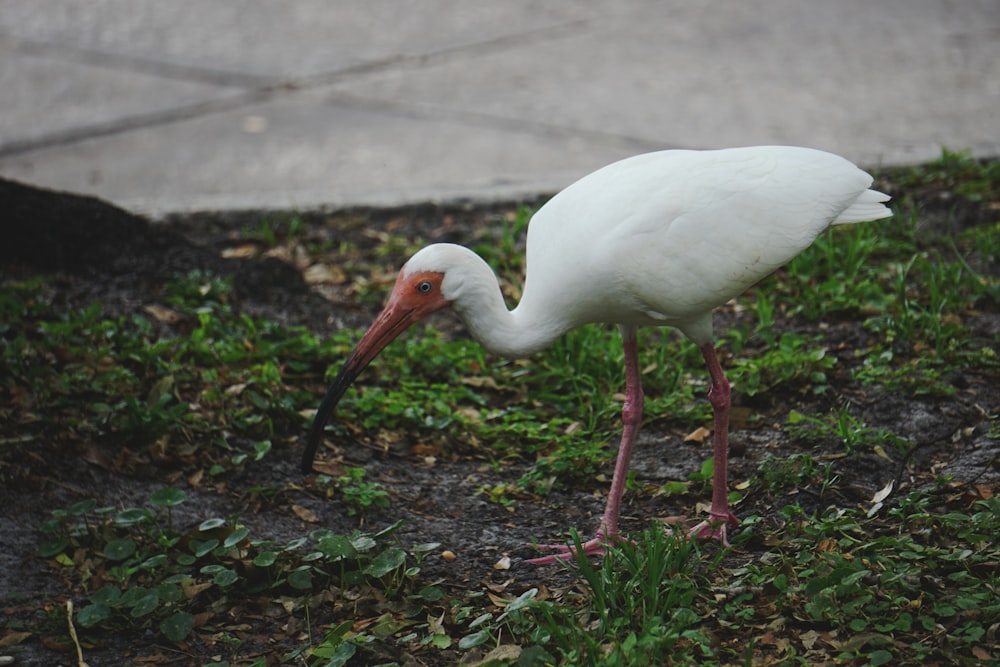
[[527, 325, 643, 565], [688, 342, 739, 546]]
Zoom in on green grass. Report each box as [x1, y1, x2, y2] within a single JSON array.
[[520, 526, 718, 665], [787, 406, 911, 457], [36, 488, 442, 659], [1, 272, 339, 471], [470, 490, 999, 665], [3, 149, 998, 665]]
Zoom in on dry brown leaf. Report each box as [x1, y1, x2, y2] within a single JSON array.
[[487, 592, 510, 607], [261, 246, 292, 263], [533, 585, 554, 602], [412, 443, 438, 457], [800, 629, 820, 650], [311, 460, 344, 477], [40, 636, 73, 652], [142, 304, 181, 323], [658, 515, 687, 527], [456, 406, 482, 422], [291, 505, 319, 523], [871, 480, 894, 504], [192, 611, 214, 627], [684, 426, 711, 443], [460, 376, 500, 389], [485, 579, 512, 593], [972, 647, 993, 661], [182, 581, 213, 599], [427, 610, 446, 635], [303, 263, 346, 285], [469, 645, 522, 666], [289, 244, 312, 270], [818, 629, 839, 647], [0, 630, 31, 648], [225, 383, 248, 396], [221, 244, 258, 259], [817, 538, 837, 553], [82, 444, 113, 470]]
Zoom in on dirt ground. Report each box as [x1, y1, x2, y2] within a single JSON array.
[[1, 176, 997, 666]]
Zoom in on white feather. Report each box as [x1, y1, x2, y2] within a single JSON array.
[[403, 146, 891, 354]]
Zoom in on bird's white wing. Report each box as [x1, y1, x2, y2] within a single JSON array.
[[521, 146, 885, 336], [611, 148, 878, 327]]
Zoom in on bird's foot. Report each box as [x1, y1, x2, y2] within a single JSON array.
[[688, 510, 739, 547], [525, 532, 620, 566]]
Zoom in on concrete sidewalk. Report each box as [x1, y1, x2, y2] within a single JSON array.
[[1, 0, 997, 219]]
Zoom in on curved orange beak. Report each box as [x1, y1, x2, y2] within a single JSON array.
[[301, 269, 448, 473]]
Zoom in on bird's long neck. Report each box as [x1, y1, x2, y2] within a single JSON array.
[[446, 250, 569, 359]]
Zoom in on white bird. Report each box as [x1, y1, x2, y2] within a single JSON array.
[[301, 145, 891, 564]]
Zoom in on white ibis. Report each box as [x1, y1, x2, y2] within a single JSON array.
[[302, 145, 891, 564]]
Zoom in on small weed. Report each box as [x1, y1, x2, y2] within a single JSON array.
[[330, 466, 390, 516], [727, 330, 836, 396], [893, 147, 1000, 201], [518, 525, 716, 665], [165, 269, 233, 309], [787, 406, 910, 456], [247, 215, 305, 249], [476, 481, 520, 508], [783, 222, 889, 321], [756, 452, 831, 495]]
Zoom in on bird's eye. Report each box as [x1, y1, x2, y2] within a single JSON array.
[[417, 281, 432, 294]]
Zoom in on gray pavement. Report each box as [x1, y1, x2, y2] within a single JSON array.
[[1, 0, 998, 219]]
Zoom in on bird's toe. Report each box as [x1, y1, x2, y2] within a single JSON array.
[[688, 511, 738, 547], [524, 535, 613, 566]]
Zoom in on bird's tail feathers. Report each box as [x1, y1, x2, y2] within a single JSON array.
[[833, 188, 892, 225]]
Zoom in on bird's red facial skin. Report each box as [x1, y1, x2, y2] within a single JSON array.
[[386, 270, 449, 318], [344, 270, 449, 373]]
